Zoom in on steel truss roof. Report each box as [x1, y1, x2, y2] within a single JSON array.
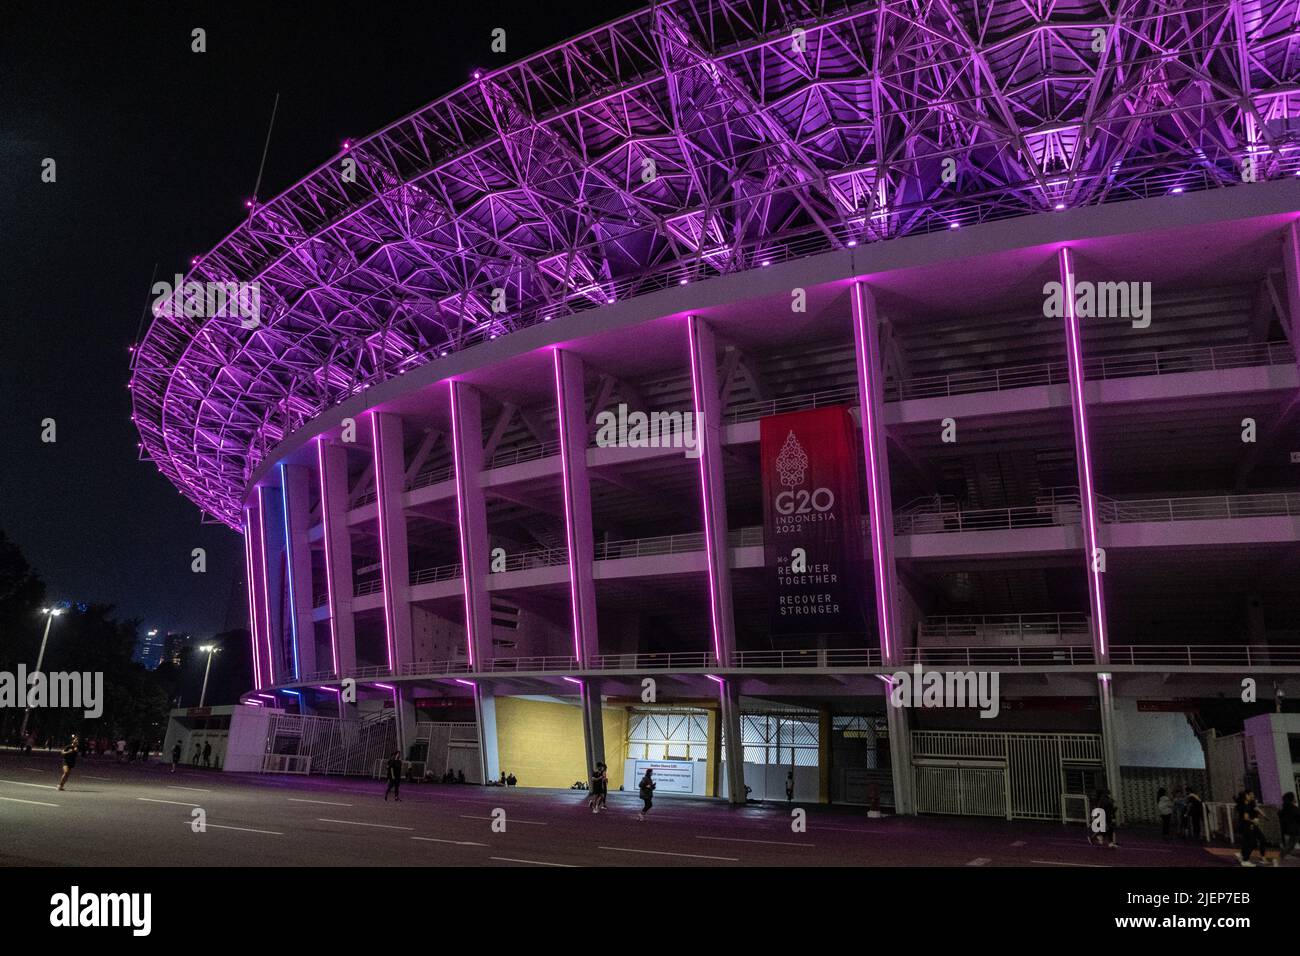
[[131, 0, 1300, 529]]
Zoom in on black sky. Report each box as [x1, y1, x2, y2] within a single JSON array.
[[0, 0, 643, 638]]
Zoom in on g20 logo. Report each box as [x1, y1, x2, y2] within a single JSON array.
[[775, 488, 835, 515]]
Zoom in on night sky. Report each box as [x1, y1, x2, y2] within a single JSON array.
[[0, 0, 643, 638]]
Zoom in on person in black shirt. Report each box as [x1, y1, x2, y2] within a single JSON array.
[[57, 735, 79, 791], [1237, 790, 1264, 865], [384, 751, 403, 802], [170, 741, 182, 774], [637, 769, 656, 821], [1279, 792, 1299, 864]]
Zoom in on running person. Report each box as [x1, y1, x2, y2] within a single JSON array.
[[596, 762, 609, 811], [57, 735, 79, 791], [637, 768, 656, 821], [170, 741, 182, 774], [384, 751, 403, 802], [589, 763, 603, 813]]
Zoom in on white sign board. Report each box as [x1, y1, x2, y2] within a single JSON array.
[[629, 759, 697, 795]]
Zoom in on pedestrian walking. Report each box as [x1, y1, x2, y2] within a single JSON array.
[[192, 742, 202, 767], [1157, 787, 1173, 837], [589, 763, 603, 813], [384, 751, 403, 802], [170, 741, 182, 774], [637, 768, 656, 821], [785, 771, 795, 802], [116, 737, 127, 763], [1186, 787, 1204, 841], [1237, 790, 1266, 866], [57, 735, 79, 791], [1172, 787, 1187, 838], [1089, 789, 1118, 847], [1279, 792, 1298, 864], [202, 741, 212, 768]]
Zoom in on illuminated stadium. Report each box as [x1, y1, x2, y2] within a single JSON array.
[[134, 1, 1300, 818]]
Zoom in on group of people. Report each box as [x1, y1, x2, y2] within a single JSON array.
[[1233, 788, 1299, 866], [1154, 786, 1206, 840]]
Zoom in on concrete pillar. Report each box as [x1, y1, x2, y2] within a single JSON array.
[[718, 677, 746, 805], [1058, 248, 1111, 667], [242, 506, 270, 691], [394, 687, 417, 759], [369, 411, 413, 672], [317, 440, 356, 685], [474, 685, 500, 783], [1097, 676, 1123, 819], [449, 381, 494, 668], [552, 349, 600, 665], [1281, 221, 1300, 354], [578, 678, 606, 779], [255, 485, 284, 686], [279, 463, 317, 681], [885, 704, 915, 815], [686, 316, 736, 665]]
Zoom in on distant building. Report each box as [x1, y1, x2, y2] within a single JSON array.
[[132, 629, 166, 670], [164, 631, 192, 667]]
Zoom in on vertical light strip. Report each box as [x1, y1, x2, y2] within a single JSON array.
[[686, 317, 724, 665], [279, 464, 301, 681], [448, 381, 478, 669], [552, 349, 586, 664], [1060, 248, 1109, 660], [242, 507, 264, 690], [369, 412, 397, 671], [315, 440, 341, 676], [255, 486, 277, 686], [851, 281, 895, 665]]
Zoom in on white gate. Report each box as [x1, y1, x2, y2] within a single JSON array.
[[914, 759, 1010, 818]]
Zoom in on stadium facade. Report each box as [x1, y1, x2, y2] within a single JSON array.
[[133, 1, 1300, 818]]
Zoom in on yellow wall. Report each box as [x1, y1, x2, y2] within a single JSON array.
[[495, 697, 629, 790]]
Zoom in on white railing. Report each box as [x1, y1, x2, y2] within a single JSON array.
[[588, 651, 716, 670], [1097, 492, 1300, 523], [495, 548, 568, 571], [724, 384, 859, 425], [1106, 644, 1300, 667], [895, 495, 1081, 534], [902, 645, 1096, 667], [918, 613, 1091, 643], [410, 562, 462, 586], [354, 579, 383, 597], [482, 655, 580, 672], [733, 648, 883, 668], [594, 526, 763, 560], [487, 440, 560, 470], [262, 754, 312, 774], [408, 464, 453, 491]]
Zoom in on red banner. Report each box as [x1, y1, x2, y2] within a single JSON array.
[[760, 407, 864, 635]]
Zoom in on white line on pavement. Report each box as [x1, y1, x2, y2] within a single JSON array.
[[1011, 840, 1026, 847], [137, 798, 201, 807], [207, 824, 283, 835], [1045, 840, 1171, 853], [599, 846, 739, 862], [1030, 860, 1104, 867], [81, 775, 110, 780], [0, 779, 58, 790], [411, 837, 489, 847], [458, 814, 547, 825], [167, 786, 211, 793], [317, 818, 414, 831], [966, 857, 991, 866], [288, 798, 353, 807], [0, 795, 59, 807], [696, 836, 813, 847], [489, 857, 576, 867]]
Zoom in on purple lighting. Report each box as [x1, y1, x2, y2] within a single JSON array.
[[315, 440, 341, 676], [686, 316, 724, 665], [369, 413, 397, 671], [552, 350, 587, 664], [448, 380, 479, 669], [241, 508, 264, 690], [372, 682, 395, 691]]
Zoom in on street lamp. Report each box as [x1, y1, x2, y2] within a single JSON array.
[[19, 607, 65, 739], [198, 645, 221, 708]]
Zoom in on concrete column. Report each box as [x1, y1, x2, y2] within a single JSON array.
[[1281, 221, 1300, 355], [449, 381, 494, 669], [1097, 676, 1123, 819], [370, 411, 413, 672], [552, 349, 600, 665], [279, 463, 317, 681], [254, 485, 284, 686], [474, 685, 500, 783], [241, 508, 269, 691], [578, 678, 606, 779], [850, 282, 902, 667], [1058, 248, 1111, 667], [317, 440, 356, 687], [884, 704, 915, 815], [686, 316, 736, 666], [718, 677, 746, 805]]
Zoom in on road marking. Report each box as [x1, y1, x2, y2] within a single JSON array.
[[82, 775, 111, 780], [288, 798, 353, 807], [1030, 859, 1103, 867], [207, 824, 283, 835], [0, 779, 58, 790], [697, 836, 813, 847], [489, 857, 576, 867], [1011, 840, 1026, 847], [1045, 840, 1171, 853], [317, 818, 414, 831], [0, 795, 59, 807], [966, 857, 991, 866], [599, 846, 738, 862], [412, 837, 489, 847], [810, 824, 886, 834], [458, 814, 547, 826], [138, 797, 202, 807], [167, 785, 211, 793]]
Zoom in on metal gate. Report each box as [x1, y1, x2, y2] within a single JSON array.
[[914, 760, 1010, 818], [912, 730, 1103, 821]]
